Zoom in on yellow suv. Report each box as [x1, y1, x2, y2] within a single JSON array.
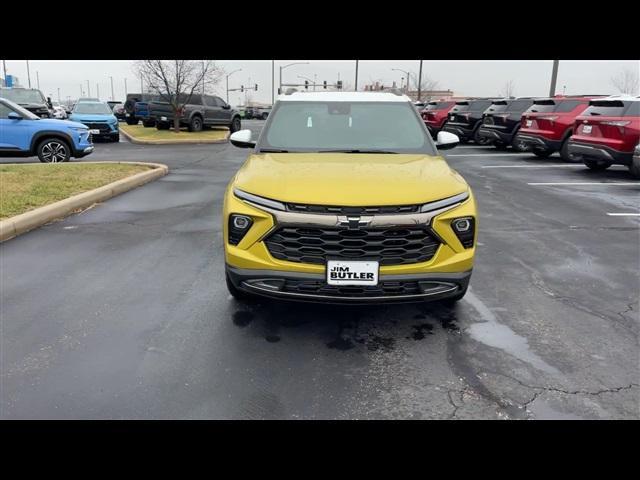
[[223, 91, 476, 304]]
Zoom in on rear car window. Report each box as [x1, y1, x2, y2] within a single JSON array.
[[467, 100, 492, 112], [624, 102, 640, 116], [507, 99, 534, 113], [425, 101, 454, 111], [485, 101, 509, 113], [554, 100, 583, 113]]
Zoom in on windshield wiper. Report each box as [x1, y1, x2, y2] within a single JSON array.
[[316, 149, 399, 154]]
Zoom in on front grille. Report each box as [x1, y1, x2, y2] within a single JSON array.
[[282, 279, 423, 297], [85, 122, 110, 133], [265, 226, 440, 266], [286, 203, 420, 215]]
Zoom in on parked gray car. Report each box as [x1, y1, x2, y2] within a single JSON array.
[[149, 94, 242, 132]]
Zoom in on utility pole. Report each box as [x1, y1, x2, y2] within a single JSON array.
[[36, 71, 40, 90], [124, 78, 128, 96], [110, 76, 114, 100], [80, 84, 83, 97], [417, 60, 423, 101], [549, 60, 559, 97], [278, 62, 309, 94], [2, 60, 6, 83], [57, 88, 60, 103], [26, 60, 31, 88], [140, 77, 143, 94], [271, 60, 275, 105], [355, 60, 359, 91]]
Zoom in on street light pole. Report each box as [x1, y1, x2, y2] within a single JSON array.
[[226, 68, 242, 104], [355, 60, 359, 91], [549, 60, 560, 97], [2, 60, 6, 84], [391, 68, 411, 96], [278, 62, 310, 94], [124, 78, 128, 96], [57, 88, 60, 103], [26, 60, 31, 88], [417, 60, 423, 101], [36, 71, 40, 90], [110, 76, 114, 101], [271, 60, 275, 105]]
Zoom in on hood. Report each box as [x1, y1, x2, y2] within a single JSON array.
[[234, 153, 469, 206], [36, 118, 89, 129], [69, 113, 117, 122], [19, 103, 48, 110]]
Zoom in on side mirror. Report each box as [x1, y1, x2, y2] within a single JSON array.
[[229, 129, 256, 148], [435, 131, 459, 150], [8, 112, 22, 120], [47, 97, 53, 109], [222, 104, 231, 110]]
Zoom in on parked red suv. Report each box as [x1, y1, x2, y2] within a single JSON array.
[[515, 95, 607, 161], [568, 96, 640, 178], [420, 100, 456, 138]]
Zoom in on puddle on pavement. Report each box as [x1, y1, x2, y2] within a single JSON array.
[[529, 398, 583, 420], [463, 290, 562, 376]]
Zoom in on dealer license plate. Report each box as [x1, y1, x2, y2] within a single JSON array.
[[582, 125, 592, 134], [526, 120, 533, 127], [327, 260, 379, 286], [89, 129, 100, 135]]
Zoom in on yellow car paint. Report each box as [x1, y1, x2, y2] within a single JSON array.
[[223, 152, 477, 277]]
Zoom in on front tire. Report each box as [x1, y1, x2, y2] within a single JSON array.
[[261, 112, 268, 120], [559, 138, 576, 162], [511, 134, 529, 152], [226, 272, 256, 303], [188, 115, 203, 132], [37, 138, 70, 163], [629, 157, 640, 179], [126, 117, 138, 125], [473, 128, 490, 145], [112, 134, 120, 142], [229, 116, 241, 133], [142, 119, 156, 128], [156, 122, 170, 130]]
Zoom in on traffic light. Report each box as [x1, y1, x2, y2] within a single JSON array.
[[323, 81, 327, 89], [240, 85, 244, 92], [337, 80, 343, 90], [305, 80, 309, 90], [255, 84, 258, 91]]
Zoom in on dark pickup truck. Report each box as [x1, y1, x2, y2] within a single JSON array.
[[148, 94, 242, 132]]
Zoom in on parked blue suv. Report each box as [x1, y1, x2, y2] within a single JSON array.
[[0, 97, 94, 162], [69, 101, 120, 142]]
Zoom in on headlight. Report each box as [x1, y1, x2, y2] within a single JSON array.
[[70, 127, 88, 133], [451, 216, 475, 248], [233, 188, 285, 211], [420, 191, 468, 213], [228, 214, 253, 245]]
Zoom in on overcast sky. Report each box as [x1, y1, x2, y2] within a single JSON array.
[[2, 60, 638, 105]]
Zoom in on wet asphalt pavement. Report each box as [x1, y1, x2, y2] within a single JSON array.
[[1, 120, 639, 419]]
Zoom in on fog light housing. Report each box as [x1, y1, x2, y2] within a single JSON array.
[[451, 217, 475, 248], [228, 214, 253, 245]]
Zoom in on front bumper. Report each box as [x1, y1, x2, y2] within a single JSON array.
[[227, 265, 471, 304], [223, 186, 477, 304], [567, 141, 633, 166]]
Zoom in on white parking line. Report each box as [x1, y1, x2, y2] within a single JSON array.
[[482, 164, 583, 169], [528, 182, 639, 186], [606, 213, 640, 216], [447, 153, 532, 157]]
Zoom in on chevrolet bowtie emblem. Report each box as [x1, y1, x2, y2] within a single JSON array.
[[338, 215, 373, 230]]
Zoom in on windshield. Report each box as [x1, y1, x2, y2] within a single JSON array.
[[0, 88, 46, 104], [0, 98, 40, 120], [426, 101, 454, 111], [73, 102, 112, 114], [258, 101, 436, 154]]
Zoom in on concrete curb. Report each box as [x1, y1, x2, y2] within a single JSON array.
[[120, 126, 229, 145], [0, 161, 169, 242]]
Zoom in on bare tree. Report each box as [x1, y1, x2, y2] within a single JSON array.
[[134, 60, 224, 132], [409, 73, 440, 101], [500, 79, 516, 98], [611, 68, 639, 95]]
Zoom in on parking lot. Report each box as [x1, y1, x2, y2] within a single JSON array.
[[1, 119, 638, 419]]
